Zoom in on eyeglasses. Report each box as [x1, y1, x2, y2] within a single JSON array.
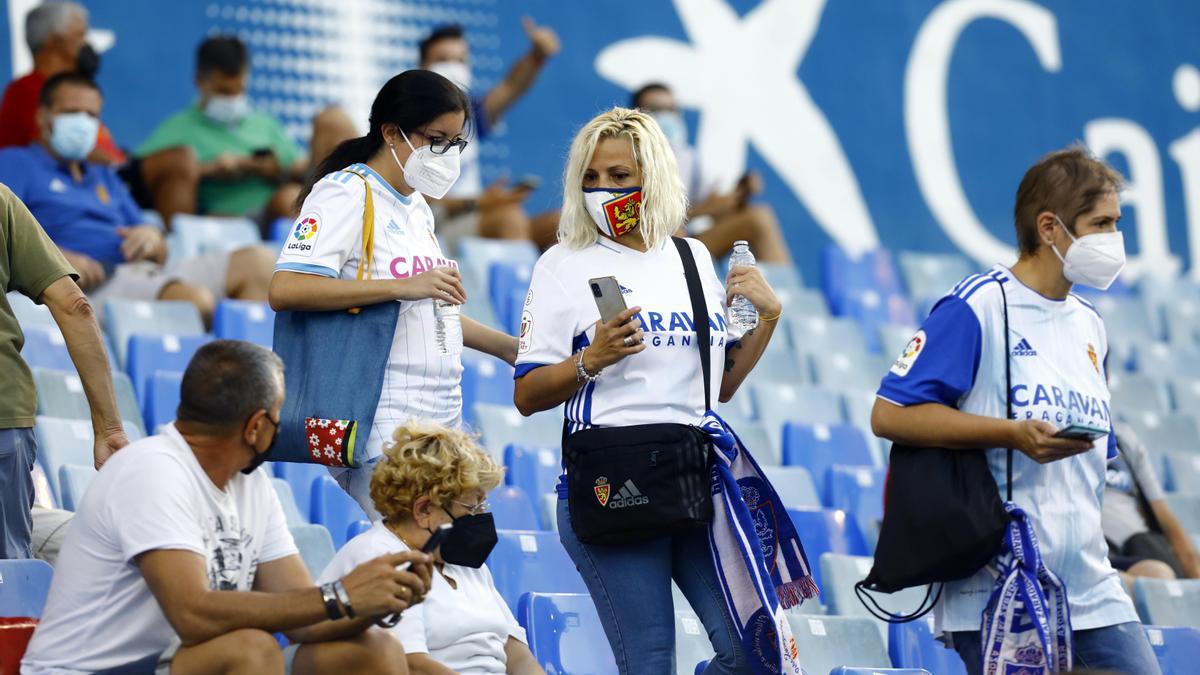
[[449, 499, 489, 516], [412, 128, 469, 155]]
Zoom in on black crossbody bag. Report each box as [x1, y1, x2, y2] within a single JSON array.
[[855, 281, 1015, 621], [561, 238, 715, 546]]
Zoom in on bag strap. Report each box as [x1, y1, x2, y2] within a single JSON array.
[[345, 168, 377, 315], [672, 237, 711, 411], [998, 275, 1013, 502]]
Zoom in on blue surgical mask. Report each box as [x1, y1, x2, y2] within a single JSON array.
[[49, 112, 100, 161], [652, 110, 687, 148], [203, 94, 251, 126]]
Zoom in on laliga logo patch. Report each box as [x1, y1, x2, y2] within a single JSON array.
[[594, 477, 611, 506], [285, 214, 320, 257], [890, 329, 926, 377], [602, 191, 641, 236]]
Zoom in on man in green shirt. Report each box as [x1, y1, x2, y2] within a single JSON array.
[[0, 184, 128, 558], [136, 36, 355, 228]]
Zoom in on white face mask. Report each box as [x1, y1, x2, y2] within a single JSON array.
[[203, 94, 250, 126], [390, 129, 461, 199], [49, 112, 99, 161], [1050, 215, 1126, 290], [426, 60, 471, 91]]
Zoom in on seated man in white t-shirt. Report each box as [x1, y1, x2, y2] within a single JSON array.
[[22, 340, 433, 675], [319, 420, 544, 675]]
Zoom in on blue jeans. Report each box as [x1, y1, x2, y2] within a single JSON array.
[[329, 455, 384, 520], [1, 428, 36, 558], [951, 621, 1162, 675], [556, 499, 747, 675]]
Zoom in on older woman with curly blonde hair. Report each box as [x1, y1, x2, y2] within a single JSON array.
[[318, 421, 544, 675]]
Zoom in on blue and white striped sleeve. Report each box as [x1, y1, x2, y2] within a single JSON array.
[[877, 295, 982, 408]]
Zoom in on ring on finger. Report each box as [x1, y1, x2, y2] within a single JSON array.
[[623, 336, 636, 347]]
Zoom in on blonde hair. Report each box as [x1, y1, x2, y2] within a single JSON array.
[[558, 107, 688, 251], [369, 420, 504, 524]]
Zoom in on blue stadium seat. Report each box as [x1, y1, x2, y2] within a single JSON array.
[[490, 486, 541, 531], [472, 404, 562, 460], [763, 466, 822, 508], [1171, 377, 1200, 416], [34, 368, 145, 434], [58, 464, 95, 512], [727, 420, 778, 466], [7, 291, 55, 330], [1133, 578, 1200, 628], [488, 530, 587, 610], [877, 324, 918, 363], [459, 262, 502, 331], [125, 333, 213, 410], [540, 494, 560, 533], [519, 592, 618, 675], [458, 236, 540, 286], [19, 326, 72, 371], [34, 416, 142, 505], [169, 214, 262, 260], [1144, 625, 1200, 675], [290, 524, 336, 578], [751, 383, 844, 461], [311, 476, 368, 549], [1165, 453, 1200, 493], [274, 463, 330, 525], [1161, 495, 1200, 536], [825, 465, 885, 536], [675, 609, 716, 674], [786, 507, 870, 594], [897, 251, 973, 306], [745, 341, 810, 385], [1134, 341, 1200, 381], [31, 462, 55, 510], [839, 290, 916, 354], [461, 350, 516, 427], [820, 553, 931, 647], [505, 444, 562, 503], [1163, 299, 1200, 347], [786, 315, 868, 359], [820, 246, 901, 316], [1109, 373, 1172, 420], [270, 478, 307, 526], [841, 389, 888, 466], [489, 261, 533, 336], [213, 300, 275, 347], [1131, 413, 1200, 457], [810, 351, 891, 392], [889, 618, 968, 675], [269, 216, 294, 242], [144, 371, 184, 431], [782, 423, 875, 498], [783, 287, 831, 318], [347, 520, 372, 542], [757, 262, 804, 290], [103, 299, 205, 367], [787, 614, 892, 674], [0, 558, 54, 618]]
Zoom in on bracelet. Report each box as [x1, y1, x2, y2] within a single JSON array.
[[333, 580, 356, 619], [319, 582, 344, 621], [759, 308, 783, 322], [376, 612, 402, 628], [575, 346, 601, 382]]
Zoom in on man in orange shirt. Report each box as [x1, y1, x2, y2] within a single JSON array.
[[0, 2, 198, 226]]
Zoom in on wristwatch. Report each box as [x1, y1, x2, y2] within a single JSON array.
[[320, 582, 344, 621]]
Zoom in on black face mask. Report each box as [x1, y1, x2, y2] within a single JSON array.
[[434, 512, 497, 568], [76, 43, 100, 78], [242, 414, 279, 475]]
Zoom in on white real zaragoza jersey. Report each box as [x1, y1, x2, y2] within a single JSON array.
[[516, 237, 743, 436], [275, 163, 463, 458], [877, 265, 1138, 633]]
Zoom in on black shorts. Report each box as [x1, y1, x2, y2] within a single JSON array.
[[1108, 531, 1185, 577], [116, 157, 153, 209]]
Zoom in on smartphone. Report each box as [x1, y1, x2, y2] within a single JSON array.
[[421, 523, 453, 554], [252, 147, 274, 158], [514, 175, 541, 191], [1054, 424, 1109, 441], [589, 276, 628, 323]]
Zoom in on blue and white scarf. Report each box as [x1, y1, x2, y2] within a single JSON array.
[[981, 503, 1073, 675], [701, 411, 819, 675]]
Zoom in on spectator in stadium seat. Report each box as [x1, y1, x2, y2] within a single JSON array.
[[0, 2, 200, 226], [272, 70, 517, 517], [630, 83, 793, 264], [0, 73, 276, 325], [418, 20, 561, 243], [319, 420, 545, 675], [1104, 425, 1200, 587], [0, 184, 128, 558], [872, 147, 1160, 675], [513, 107, 785, 674], [137, 35, 357, 228], [22, 340, 432, 675]]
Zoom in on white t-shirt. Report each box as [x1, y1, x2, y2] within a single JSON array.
[[22, 424, 297, 674], [318, 522, 526, 674], [275, 163, 464, 457], [876, 265, 1138, 633], [516, 237, 741, 438]]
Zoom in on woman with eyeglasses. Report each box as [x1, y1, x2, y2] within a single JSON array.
[[270, 70, 517, 516], [318, 421, 545, 675]]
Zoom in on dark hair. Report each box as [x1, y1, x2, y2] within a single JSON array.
[[298, 70, 470, 204], [419, 24, 464, 64], [197, 35, 249, 77], [177, 340, 283, 431], [39, 71, 99, 107], [1013, 146, 1124, 255], [630, 82, 671, 109]]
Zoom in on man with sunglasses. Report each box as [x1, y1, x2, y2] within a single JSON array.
[[23, 340, 433, 675]]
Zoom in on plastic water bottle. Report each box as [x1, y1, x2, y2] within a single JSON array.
[[728, 240, 758, 332], [434, 300, 463, 355]]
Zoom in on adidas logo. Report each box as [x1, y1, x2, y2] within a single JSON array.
[[607, 479, 650, 509], [1012, 338, 1038, 357], [619, 285, 634, 295]]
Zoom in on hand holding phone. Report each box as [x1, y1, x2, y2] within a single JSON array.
[[374, 523, 451, 627], [1053, 424, 1108, 442], [589, 276, 628, 324]]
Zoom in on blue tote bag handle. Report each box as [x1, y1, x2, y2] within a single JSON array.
[[270, 170, 400, 468]]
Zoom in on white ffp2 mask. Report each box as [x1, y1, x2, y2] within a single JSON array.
[[1051, 215, 1126, 290], [390, 129, 461, 199]]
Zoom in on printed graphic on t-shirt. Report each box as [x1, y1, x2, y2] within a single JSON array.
[[204, 514, 256, 591]]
